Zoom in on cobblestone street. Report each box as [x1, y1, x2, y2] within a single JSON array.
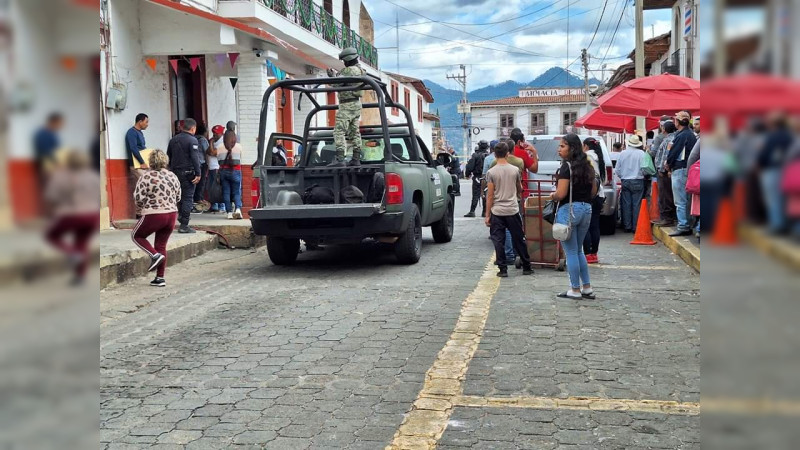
[[101, 196, 700, 449]]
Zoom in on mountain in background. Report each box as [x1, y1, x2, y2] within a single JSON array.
[[423, 67, 602, 153]]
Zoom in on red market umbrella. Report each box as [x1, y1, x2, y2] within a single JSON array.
[[575, 108, 660, 133], [703, 73, 800, 116], [597, 73, 700, 117]]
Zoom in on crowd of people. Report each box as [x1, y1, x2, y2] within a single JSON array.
[[124, 114, 287, 286]]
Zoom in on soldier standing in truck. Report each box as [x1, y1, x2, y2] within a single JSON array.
[[327, 47, 365, 167]]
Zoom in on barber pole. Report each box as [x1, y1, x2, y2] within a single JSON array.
[[684, 3, 692, 40]]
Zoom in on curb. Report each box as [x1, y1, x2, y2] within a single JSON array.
[[100, 233, 219, 290], [652, 225, 700, 272], [740, 225, 800, 271], [0, 247, 100, 286]]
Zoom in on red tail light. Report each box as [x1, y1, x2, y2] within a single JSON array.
[[386, 173, 404, 205], [605, 167, 613, 186]]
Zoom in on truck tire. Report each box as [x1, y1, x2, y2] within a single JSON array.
[[267, 237, 300, 265], [599, 213, 617, 235], [431, 199, 454, 243], [395, 205, 422, 264]]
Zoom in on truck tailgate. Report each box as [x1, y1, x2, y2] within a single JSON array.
[[249, 203, 384, 220]]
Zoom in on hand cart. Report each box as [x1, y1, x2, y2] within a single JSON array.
[[520, 179, 566, 271]]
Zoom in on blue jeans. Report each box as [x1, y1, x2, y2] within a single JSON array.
[[760, 168, 786, 232], [620, 179, 644, 231], [671, 168, 690, 231], [556, 202, 592, 289], [504, 229, 515, 264], [220, 169, 242, 213]]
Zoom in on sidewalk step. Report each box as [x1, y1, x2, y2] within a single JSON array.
[[100, 231, 218, 289]]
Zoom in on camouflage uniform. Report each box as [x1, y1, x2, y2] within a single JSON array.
[[333, 64, 365, 162]]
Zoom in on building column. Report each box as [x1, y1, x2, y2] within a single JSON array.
[[235, 53, 275, 213]]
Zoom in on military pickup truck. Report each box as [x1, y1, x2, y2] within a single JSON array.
[[249, 76, 456, 265]]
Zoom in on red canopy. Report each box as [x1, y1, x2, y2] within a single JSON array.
[[703, 73, 800, 116], [575, 108, 660, 133], [597, 73, 700, 117]]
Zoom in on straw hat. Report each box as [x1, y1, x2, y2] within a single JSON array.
[[626, 135, 644, 148]]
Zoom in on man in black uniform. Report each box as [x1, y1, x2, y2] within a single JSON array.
[[464, 140, 489, 217], [167, 118, 202, 233]]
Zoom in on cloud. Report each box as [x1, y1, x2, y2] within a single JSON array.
[[362, 0, 673, 89]]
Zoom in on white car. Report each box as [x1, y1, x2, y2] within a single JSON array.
[[525, 134, 620, 235]]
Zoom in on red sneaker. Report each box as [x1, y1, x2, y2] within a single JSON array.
[[586, 253, 598, 264]]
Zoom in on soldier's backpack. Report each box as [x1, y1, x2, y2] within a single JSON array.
[[340, 186, 365, 204], [302, 185, 335, 204]]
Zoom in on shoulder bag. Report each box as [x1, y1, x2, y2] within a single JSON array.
[[552, 162, 573, 241]]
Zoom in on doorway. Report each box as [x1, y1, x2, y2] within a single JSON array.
[[169, 56, 208, 132]]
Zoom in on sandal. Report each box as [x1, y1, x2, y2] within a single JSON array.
[[581, 291, 596, 300], [557, 291, 582, 299]]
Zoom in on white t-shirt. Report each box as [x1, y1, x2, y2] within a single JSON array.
[[207, 139, 221, 170]]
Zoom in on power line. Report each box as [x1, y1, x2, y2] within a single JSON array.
[[585, 0, 610, 50], [392, 0, 560, 27], [599, 1, 628, 66]]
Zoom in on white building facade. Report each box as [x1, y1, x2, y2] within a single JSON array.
[[470, 88, 590, 144]]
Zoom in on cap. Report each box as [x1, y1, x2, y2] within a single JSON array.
[[675, 111, 691, 121], [626, 134, 643, 148], [212, 125, 225, 135]]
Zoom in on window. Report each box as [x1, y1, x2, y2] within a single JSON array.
[[390, 81, 399, 116], [342, 0, 350, 28], [417, 96, 423, 122], [404, 88, 411, 110], [563, 111, 577, 132], [500, 113, 514, 128], [530, 112, 546, 134]]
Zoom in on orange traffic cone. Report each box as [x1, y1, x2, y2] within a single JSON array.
[[631, 199, 657, 245], [711, 197, 738, 246], [649, 180, 660, 222]]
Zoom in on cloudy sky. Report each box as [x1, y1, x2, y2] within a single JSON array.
[[361, 0, 674, 90]]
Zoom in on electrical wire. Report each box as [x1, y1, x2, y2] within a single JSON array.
[[585, 0, 610, 50], [599, 1, 627, 67]]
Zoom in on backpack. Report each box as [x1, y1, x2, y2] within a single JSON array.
[[302, 185, 335, 204], [466, 152, 487, 178], [685, 160, 700, 195], [640, 151, 657, 177], [340, 185, 365, 204]]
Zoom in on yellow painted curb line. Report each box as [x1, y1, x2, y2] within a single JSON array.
[[454, 396, 699, 416], [740, 225, 800, 272], [652, 225, 700, 272]]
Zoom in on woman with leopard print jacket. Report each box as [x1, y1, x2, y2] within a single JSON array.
[[132, 149, 181, 287]]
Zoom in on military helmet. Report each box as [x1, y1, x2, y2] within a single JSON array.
[[339, 47, 359, 62], [478, 140, 489, 150]]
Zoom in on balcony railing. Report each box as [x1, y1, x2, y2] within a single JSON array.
[[661, 49, 682, 76], [529, 126, 548, 135], [253, 0, 379, 68]]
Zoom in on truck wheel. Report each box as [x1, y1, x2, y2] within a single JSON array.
[[395, 205, 422, 264], [599, 214, 617, 235], [267, 237, 300, 265], [431, 199, 454, 243]]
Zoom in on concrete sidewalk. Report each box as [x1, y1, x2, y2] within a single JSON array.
[[653, 225, 701, 272], [0, 228, 99, 285], [101, 213, 265, 289]]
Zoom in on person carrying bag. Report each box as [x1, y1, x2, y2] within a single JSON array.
[[547, 134, 598, 300]]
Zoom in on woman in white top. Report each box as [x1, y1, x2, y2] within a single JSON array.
[[582, 137, 607, 264], [207, 125, 224, 213], [217, 130, 244, 219]]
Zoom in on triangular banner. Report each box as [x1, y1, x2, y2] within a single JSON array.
[[228, 52, 239, 68], [169, 59, 179, 74], [145, 58, 157, 71], [190, 57, 201, 72], [229, 77, 238, 89], [215, 53, 227, 68]]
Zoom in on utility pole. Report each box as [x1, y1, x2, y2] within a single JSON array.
[[634, 0, 645, 131], [446, 65, 469, 162], [581, 48, 591, 134], [395, 9, 400, 73]]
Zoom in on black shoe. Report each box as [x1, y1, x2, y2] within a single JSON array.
[[150, 277, 166, 287], [347, 158, 361, 167], [496, 270, 508, 278], [148, 253, 165, 272], [464, 211, 475, 218], [178, 226, 196, 234], [522, 267, 533, 275], [668, 229, 692, 237]]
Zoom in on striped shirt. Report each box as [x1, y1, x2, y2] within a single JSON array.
[[217, 143, 243, 170]]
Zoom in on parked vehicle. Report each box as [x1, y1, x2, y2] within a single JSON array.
[[249, 76, 455, 265], [526, 134, 620, 235]]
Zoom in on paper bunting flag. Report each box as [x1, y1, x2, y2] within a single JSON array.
[[228, 52, 239, 68], [229, 78, 238, 89], [145, 58, 157, 71], [169, 59, 179, 74], [215, 54, 227, 68], [60, 56, 78, 71], [190, 57, 201, 72]]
